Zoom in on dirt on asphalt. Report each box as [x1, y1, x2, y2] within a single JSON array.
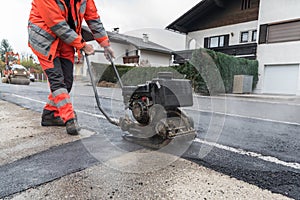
[[0, 100, 93, 166]]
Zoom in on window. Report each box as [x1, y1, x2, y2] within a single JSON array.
[[241, 0, 251, 10], [268, 20, 300, 43], [210, 36, 220, 48], [251, 30, 257, 42], [188, 39, 196, 50], [259, 20, 300, 44], [219, 36, 225, 47], [240, 31, 249, 43], [240, 30, 257, 43], [204, 35, 229, 48]]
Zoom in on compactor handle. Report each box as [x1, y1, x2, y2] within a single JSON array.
[[83, 51, 120, 126], [93, 50, 123, 89]]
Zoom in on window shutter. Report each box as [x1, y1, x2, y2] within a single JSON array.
[[268, 20, 300, 43], [204, 37, 209, 48], [259, 24, 268, 44], [224, 34, 229, 46]]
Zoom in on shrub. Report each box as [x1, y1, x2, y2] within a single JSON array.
[[91, 48, 258, 95], [173, 48, 258, 95], [91, 62, 183, 86]]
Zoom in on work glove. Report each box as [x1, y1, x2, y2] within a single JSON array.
[[104, 46, 115, 62], [82, 43, 95, 55]]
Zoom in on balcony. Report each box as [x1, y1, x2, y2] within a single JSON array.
[[173, 43, 257, 64], [210, 43, 257, 59]]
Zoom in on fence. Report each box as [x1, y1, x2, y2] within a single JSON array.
[[31, 73, 48, 82]]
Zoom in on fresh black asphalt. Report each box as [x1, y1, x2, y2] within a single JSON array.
[[0, 129, 299, 199], [0, 139, 98, 198]]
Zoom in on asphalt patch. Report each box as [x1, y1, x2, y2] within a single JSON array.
[[184, 142, 300, 199], [0, 139, 98, 198]]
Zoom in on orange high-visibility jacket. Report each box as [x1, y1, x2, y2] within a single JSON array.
[[28, 0, 110, 62]]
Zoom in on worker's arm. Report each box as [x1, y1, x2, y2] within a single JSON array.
[[34, 0, 86, 50], [84, 0, 110, 48]]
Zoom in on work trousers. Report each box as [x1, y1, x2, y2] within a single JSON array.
[[38, 41, 76, 123]]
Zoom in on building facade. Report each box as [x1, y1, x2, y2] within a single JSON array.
[[167, 0, 300, 95], [79, 26, 173, 78], [256, 0, 300, 95]]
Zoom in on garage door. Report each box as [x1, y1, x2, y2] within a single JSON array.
[[263, 64, 299, 95]]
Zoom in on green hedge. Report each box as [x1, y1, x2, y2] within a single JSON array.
[[91, 48, 258, 95], [91, 62, 132, 84], [120, 67, 184, 86], [173, 48, 258, 95], [91, 62, 183, 86]]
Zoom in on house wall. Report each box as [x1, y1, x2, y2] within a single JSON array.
[[186, 21, 258, 49], [81, 41, 135, 77], [258, 0, 300, 24], [256, 0, 300, 95], [82, 41, 172, 77], [139, 50, 172, 67], [86, 41, 138, 65]]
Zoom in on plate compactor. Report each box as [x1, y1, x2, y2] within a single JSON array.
[[84, 51, 196, 149], [81, 26, 196, 149]]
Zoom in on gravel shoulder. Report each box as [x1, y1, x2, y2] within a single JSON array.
[[0, 99, 93, 166]]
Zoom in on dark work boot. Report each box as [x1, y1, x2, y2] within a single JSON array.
[[65, 118, 81, 135], [41, 109, 65, 126]]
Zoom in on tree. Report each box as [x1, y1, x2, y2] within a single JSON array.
[[21, 58, 42, 73], [0, 59, 5, 73], [0, 39, 13, 63]]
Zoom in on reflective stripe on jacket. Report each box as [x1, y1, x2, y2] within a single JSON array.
[[28, 0, 110, 61]]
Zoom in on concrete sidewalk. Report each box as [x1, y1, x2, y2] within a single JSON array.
[[224, 93, 300, 104], [0, 99, 291, 200]]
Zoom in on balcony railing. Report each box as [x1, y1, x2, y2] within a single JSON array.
[[173, 43, 257, 64]]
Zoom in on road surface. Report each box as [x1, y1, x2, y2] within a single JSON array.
[[0, 81, 299, 199]]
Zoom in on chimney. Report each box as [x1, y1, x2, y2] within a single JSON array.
[[142, 33, 149, 43], [113, 27, 119, 33]]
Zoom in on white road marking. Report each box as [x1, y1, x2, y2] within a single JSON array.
[[194, 138, 300, 170], [76, 110, 106, 120], [12, 94, 45, 104], [184, 107, 300, 126], [224, 112, 300, 126], [11, 94, 109, 120], [10, 94, 300, 170]]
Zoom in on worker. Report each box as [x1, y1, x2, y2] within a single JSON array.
[[27, 0, 114, 135]]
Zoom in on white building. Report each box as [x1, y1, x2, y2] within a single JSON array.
[[256, 0, 300, 95], [166, 0, 300, 95], [78, 26, 173, 78]]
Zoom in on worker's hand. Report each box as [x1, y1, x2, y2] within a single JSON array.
[[104, 46, 115, 62], [82, 43, 95, 55]]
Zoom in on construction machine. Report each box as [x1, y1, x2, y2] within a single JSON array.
[[1, 51, 30, 85], [81, 31, 195, 149], [84, 51, 196, 149]]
